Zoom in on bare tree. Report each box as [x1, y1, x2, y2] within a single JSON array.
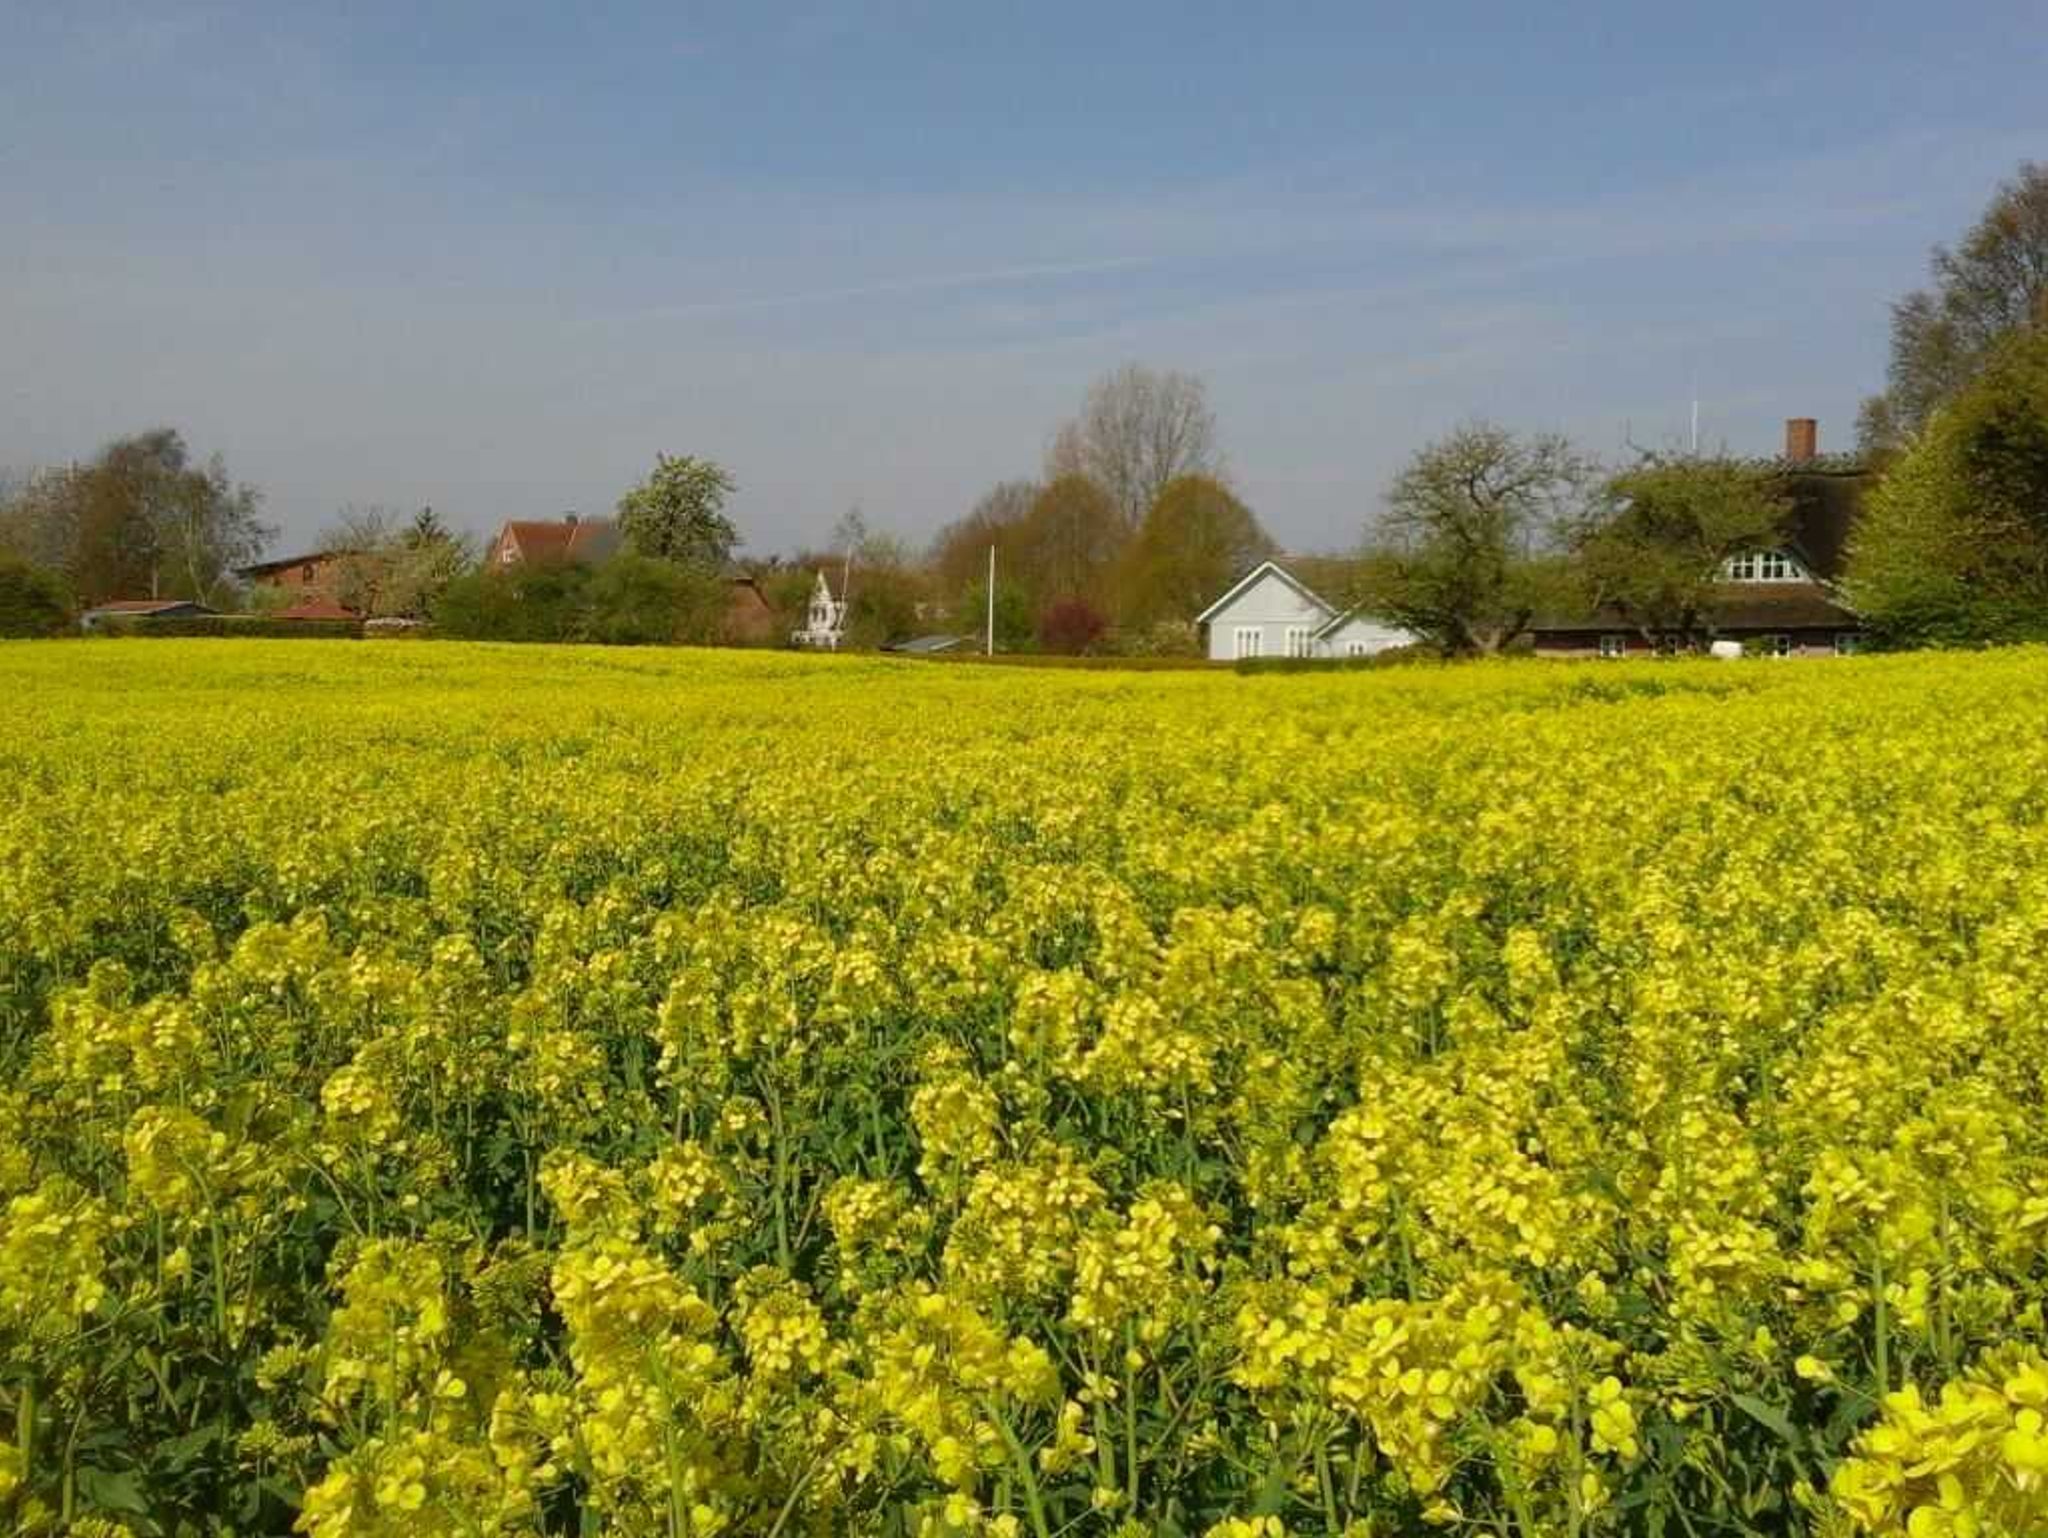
[[1045, 363, 1223, 529]]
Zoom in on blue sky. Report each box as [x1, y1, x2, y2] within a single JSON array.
[[3, 2, 2044, 555]]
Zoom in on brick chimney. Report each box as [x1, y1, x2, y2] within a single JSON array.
[[1784, 418, 1818, 463]]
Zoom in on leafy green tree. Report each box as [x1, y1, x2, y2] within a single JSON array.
[[581, 553, 728, 645], [957, 576, 1035, 651], [1847, 324, 2048, 645], [320, 506, 476, 619], [1575, 458, 1792, 643], [0, 555, 73, 636], [616, 454, 739, 568], [433, 563, 591, 641], [1859, 162, 2048, 452], [1357, 422, 1595, 655], [1116, 473, 1273, 630], [3, 429, 270, 604]]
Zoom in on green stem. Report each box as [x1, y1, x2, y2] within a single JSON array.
[[986, 1401, 1054, 1538], [15, 1378, 33, 1495], [1124, 1325, 1140, 1514]]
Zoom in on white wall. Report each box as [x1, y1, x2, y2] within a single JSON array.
[[1318, 614, 1414, 657], [1203, 569, 1332, 660]]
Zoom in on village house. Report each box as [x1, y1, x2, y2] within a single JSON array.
[[1195, 560, 1413, 661], [483, 514, 624, 569], [1528, 419, 1871, 659], [483, 513, 777, 642], [237, 549, 353, 594]]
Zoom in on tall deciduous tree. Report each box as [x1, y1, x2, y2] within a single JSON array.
[[1859, 161, 2048, 452], [1012, 474, 1125, 609], [1116, 473, 1274, 629], [0, 429, 270, 604], [1356, 422, 1594, 655], [1046, 364, 1223, 530], [317, 505, 477, 619], [1576, 458, 1792, 643], [929, 480, 1038, 597], [616, 454, 739, 568], [1846, 324, 2048, 645]]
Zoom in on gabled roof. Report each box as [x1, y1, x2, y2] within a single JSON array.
[[1194, 559, 1336, 626], [1313, 604, 1407, 640], [494, 517, 623, 565], [84, 599, 213, 615], [237, 551, 345, 579]]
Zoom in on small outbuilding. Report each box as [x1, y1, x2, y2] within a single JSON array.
[[80, 599, 216, 632]]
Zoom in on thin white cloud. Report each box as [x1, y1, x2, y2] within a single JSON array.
[[637, 256, 1152, 319]]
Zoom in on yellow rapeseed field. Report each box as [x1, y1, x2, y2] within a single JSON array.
[[4, 639, 2048, 1538]]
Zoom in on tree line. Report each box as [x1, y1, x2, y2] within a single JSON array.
[[6, 159, 2045, 650]]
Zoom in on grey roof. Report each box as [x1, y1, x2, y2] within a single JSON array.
[[1194, 560, 1336, 626], [883, 634, 970, 654]]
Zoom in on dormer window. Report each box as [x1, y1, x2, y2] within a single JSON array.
[[1723, 549, 1802, 583]]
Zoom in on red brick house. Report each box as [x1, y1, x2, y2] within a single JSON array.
[[483, 515, 624, 570], [237, 550, 351, 595], [485, 514, 777, 644]]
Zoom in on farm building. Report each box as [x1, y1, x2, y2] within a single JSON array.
[[237, 550, 351, 596]]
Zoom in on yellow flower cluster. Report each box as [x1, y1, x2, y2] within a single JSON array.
[[7, 639, 2048, 1535]]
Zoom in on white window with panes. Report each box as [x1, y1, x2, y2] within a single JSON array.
[[1598, 634, 1627, 659], [1233, 626, 1263, 660], [1284, 627, 1312, 658], [1762, 633, 1793, 658], [1723, 549, 1802, 582]]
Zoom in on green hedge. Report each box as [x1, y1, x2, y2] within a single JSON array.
[[1231, 646, 1434, 674], [93, 615, 363, 640]]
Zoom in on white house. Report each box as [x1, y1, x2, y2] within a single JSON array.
[[791, 571, 846, 650], [1195, 560, 1413, 662]]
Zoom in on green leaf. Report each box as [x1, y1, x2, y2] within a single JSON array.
[[77, 1465, 151, 1515], [1732, 1393, 1799, 1445]]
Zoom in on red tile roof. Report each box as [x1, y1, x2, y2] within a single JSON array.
[[493, 517, 622, 565]]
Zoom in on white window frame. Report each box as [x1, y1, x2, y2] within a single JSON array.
[[1763, 633, 1793, 658], [1723, 548, 1803, 583], [1284, 626, 1312, 658], [1346, 640, 1370, 658], [1233, 626, 1263, 660], [1598, 634, 1627, 660]]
